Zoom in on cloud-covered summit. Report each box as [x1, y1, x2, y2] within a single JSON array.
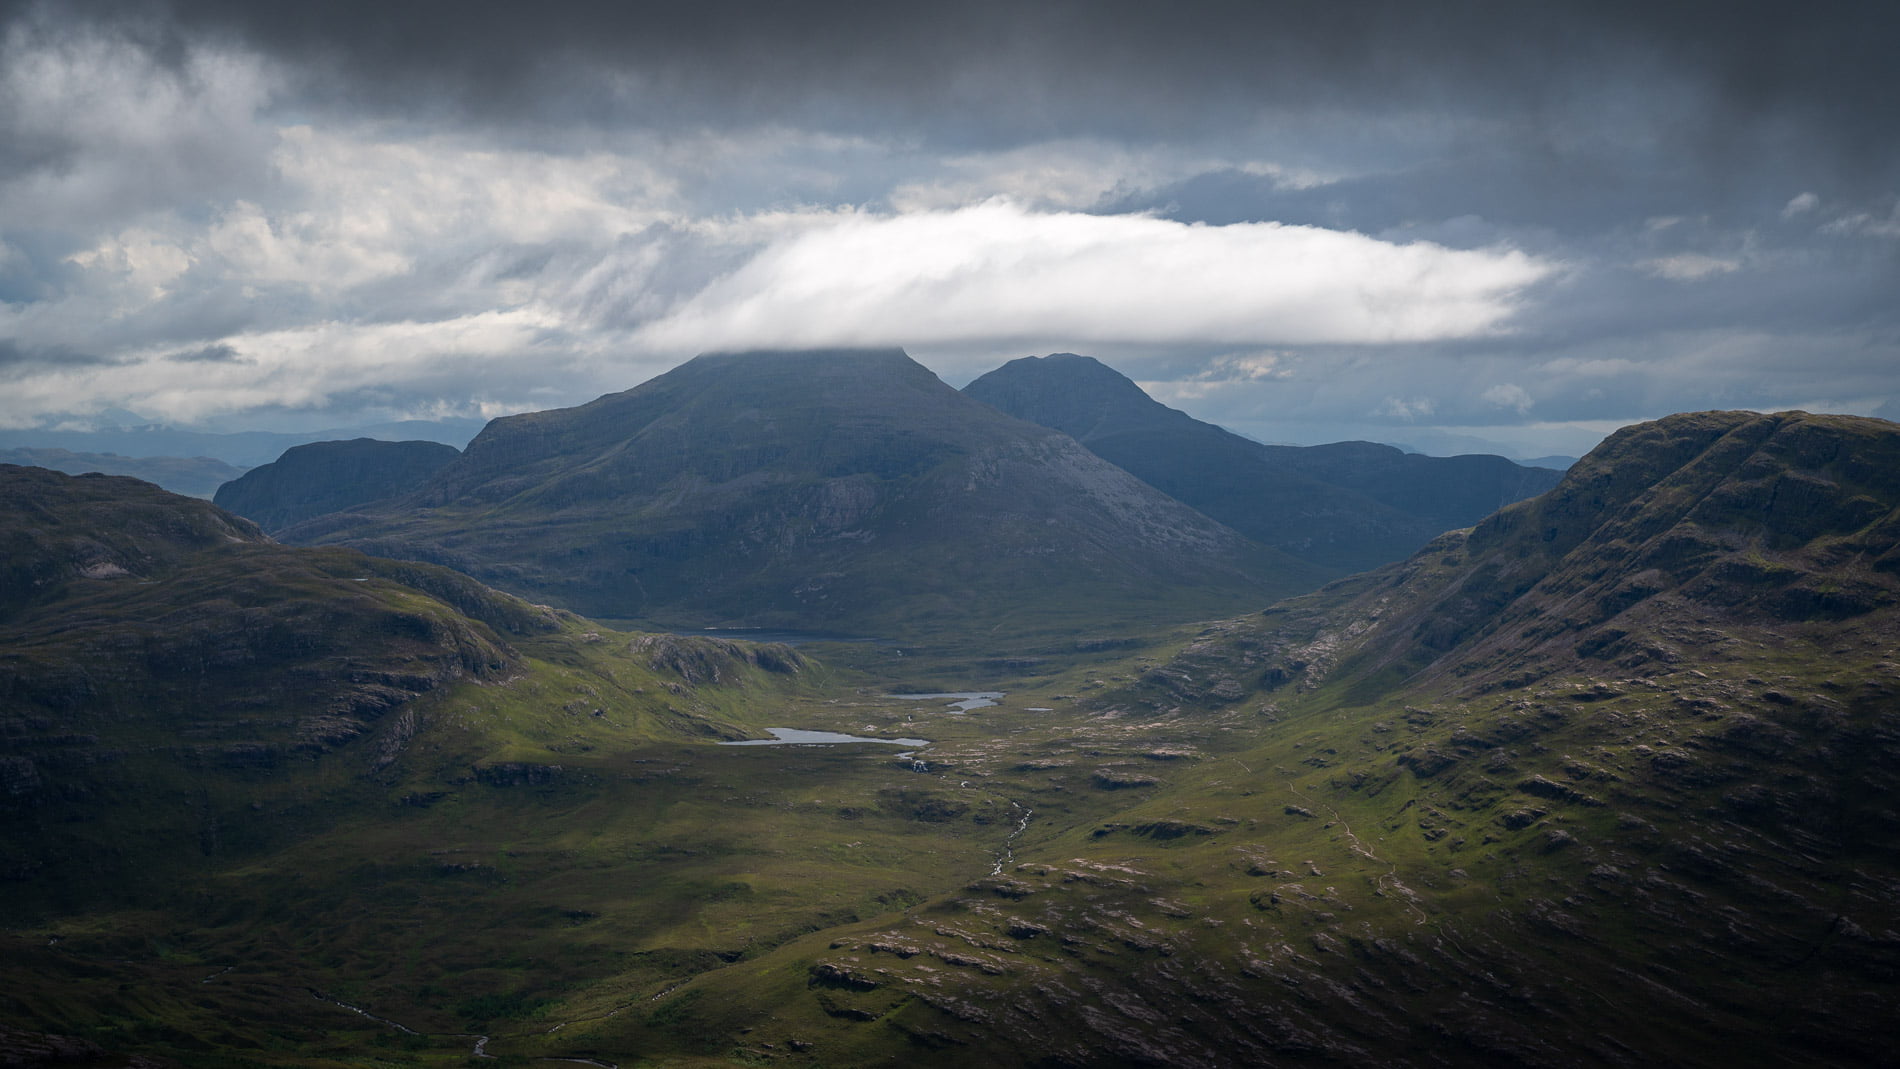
[[2, 0, 1895, 455]]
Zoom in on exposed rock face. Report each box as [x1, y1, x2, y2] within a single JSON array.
[[283, 349, 1323, 634], [213, 438, 460, 532], [631, 634, 806, 683], [964, 353, 1562, 574]]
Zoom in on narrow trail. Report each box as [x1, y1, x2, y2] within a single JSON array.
[[308, 989, 627, 1066], [1286, 786, 1429, 926], [308, 990, 421, 1036]]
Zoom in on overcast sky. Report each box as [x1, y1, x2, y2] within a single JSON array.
[[2, 0, 1895, 457]]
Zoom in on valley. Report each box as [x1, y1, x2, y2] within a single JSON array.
[[3, 364, 1898, 1068]]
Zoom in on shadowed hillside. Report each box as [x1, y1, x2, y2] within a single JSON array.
[[213, 438, 460, 531], [282, 349, 1325, 641], [0, 466, 815, 915], [964, 353, 1563, 574]]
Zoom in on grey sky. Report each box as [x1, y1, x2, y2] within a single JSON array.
[[1, 0, 1894, 456]]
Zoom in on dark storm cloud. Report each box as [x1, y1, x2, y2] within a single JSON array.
[[0, 340, 117, 372], [16, 1, 1897, 174], [2, 0, 1893, 452], [166, 343, 240, 363]]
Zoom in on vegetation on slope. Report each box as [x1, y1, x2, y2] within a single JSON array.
[[3, 411, 1897, 1066], [0, 467, 822, 919]]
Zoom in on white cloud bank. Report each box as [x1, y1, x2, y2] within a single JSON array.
[[635, 200, 1557, 355]]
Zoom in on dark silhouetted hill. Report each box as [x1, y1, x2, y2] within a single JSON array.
[[964, 353, 1562, 574], [213, 438, 460, 531]]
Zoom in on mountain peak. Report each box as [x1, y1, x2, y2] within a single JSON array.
[[283, 349, 1320, 636], [966, 353, 1563, 574], [965, 352, 1183, 442]]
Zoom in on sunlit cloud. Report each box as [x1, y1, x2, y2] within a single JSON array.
[[634, 200, 1557, 355]]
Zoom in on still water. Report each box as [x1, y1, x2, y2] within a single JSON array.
[[719, 728, 930, 747], [887, 691, 1004, 713]]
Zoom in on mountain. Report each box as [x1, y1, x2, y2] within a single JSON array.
[[1518, 453, 1579, 470], [0, 465, 813, 913], [8, 411, 1895, 1068], [213, 437, 460, 531], [282, 349, 1325, 639], [0, 447, 246, 499], [0, 417, 485, 468], [963, 353, 1564, 574], [873, 408, 1896, 1064]]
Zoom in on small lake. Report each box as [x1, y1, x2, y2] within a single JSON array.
[[674, 628, 883, 646], [888, 691, 1005, 713], [719, 728, 931, 747]]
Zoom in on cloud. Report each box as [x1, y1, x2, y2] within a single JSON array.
[[634, 201, 1557, 355], [0, 308, 573, 428], [1821, 204, 1900, 239], [0, 15, 277, 228], [886, 141, 1335, 213], [1376, 397, 1436, 421], [1481, 382, 1535, 414], [166, 343, 242, 363], [1639, 253, 1743, 281], [1, 1, 1895, 460], [1145, 350, 1300, 402]]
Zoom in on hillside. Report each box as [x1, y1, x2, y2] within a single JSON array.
[[0, 466, 818, 915], [458, 409, 1897, 1067], [281, 349, 1324, 641], [3, 412, 1896, 1067], [213, 438, 461, 531], [964, 353, 1563, 574]]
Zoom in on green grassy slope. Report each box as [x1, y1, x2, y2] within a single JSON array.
[[4, 411, 1897, 1066], [496, 410, 1900, 1067], [0, 466, 824, 916]]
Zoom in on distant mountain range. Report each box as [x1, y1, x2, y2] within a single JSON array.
[[963, 353, 1563, 574], [212, 350, 1562, 638], [0, 447, 245, 499], [272, 349, 1321, 638], [0, 417, 484, 470]]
